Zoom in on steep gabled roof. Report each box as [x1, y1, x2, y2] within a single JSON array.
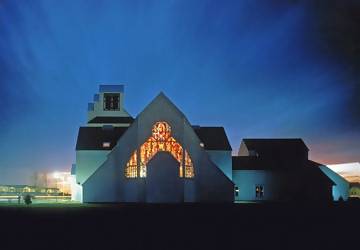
[[137, 92, 188, 121], [88, 116, 134, 124], [76, 126, 128, 150], [193, 127, 232, 151]]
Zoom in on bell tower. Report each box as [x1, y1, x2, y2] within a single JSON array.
[[87, 84, 133, 127]]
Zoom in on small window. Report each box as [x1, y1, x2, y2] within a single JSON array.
[[103, 93, 120, 111], [235, 186, 239, 197], [103, 142, 111, 148], [255, 185, 264, 198]]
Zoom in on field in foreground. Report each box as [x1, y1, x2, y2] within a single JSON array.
[[1, 202, 359, 249]]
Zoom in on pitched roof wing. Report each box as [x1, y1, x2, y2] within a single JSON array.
[[193, 127, 232, 151], [76, 126, 128, 150], [305, 160, 335, 185]]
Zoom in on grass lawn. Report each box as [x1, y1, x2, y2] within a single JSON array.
[[0, 201, 94, 208]]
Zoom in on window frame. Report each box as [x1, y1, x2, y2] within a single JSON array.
[[255, 185, 264, 198], [103, 93, 120, 111]]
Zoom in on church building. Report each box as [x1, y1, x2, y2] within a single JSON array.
[[72, 85, 234, 203], [71, 84, 335, 203]]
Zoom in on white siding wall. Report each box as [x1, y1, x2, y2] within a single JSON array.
[[232, 170, 283, 201], [70, 175, 83, 202], [206, 150, 232, 180], [76, 150, 109, 185]]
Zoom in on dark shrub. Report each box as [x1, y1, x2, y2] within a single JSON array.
[[24, 195, 32, 205]]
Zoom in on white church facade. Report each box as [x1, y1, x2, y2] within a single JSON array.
[[71, 84, 339, 203], [72, 85, 234, 203]]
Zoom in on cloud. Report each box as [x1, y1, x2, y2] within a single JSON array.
[[308, 132, 360, 164]]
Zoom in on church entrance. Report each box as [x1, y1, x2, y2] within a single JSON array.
[[145, 152, 183, 203]]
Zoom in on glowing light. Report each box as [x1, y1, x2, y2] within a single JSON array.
[[125, 122, 194, 178], [50, 172, 72, 194], [125, 151, 137, 178]]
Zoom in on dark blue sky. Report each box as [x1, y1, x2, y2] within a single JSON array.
[[0, 0, 359, 184]]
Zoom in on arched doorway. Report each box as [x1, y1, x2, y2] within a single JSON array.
[[145, 152, 183, 203]]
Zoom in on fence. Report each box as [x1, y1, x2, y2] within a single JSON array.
[[0, 195, 71, 204]]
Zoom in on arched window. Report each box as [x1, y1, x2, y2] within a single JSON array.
[[125, 122, 194, 178], [125, 151, 137, 178]]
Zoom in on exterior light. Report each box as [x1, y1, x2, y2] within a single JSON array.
[[235, 186, 239, 197], [200, 142, 204, 147]]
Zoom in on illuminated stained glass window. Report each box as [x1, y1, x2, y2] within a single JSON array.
[[125, 151, 137, 178], [184, 151, 194, 178], [125, 121, 194, 178]]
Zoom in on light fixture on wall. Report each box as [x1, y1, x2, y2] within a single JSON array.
[[235, 186, 239, 197]]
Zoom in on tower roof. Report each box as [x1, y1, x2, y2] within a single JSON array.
[[99, 84, 124, 93]]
